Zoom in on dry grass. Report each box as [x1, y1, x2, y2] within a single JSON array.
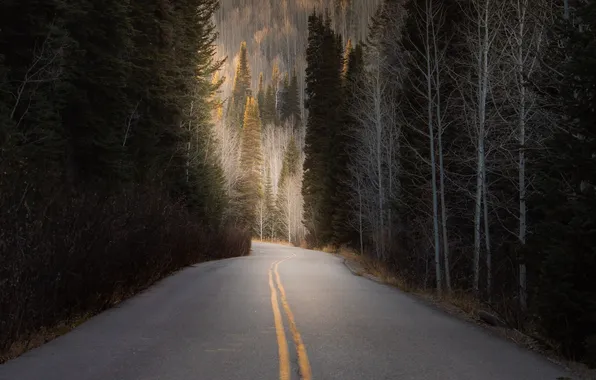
[[252, 238, 294, 246], [0, 313, 92, 363], [0, 179, 251, 364]]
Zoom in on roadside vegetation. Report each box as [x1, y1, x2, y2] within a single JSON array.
[[0, 0, 250, 362], [301, 0, 596, 369]]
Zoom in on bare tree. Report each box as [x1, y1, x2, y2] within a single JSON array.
[[277, 173, 304, 244], [397, 0, 452, 293], [8, 22, 68, 127], [500, 0, 547, 308], [455, 0, 505, 294], [213, 112, 243, 221], [350, 45, 400, 262]]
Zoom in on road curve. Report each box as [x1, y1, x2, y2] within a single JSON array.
[[0, 242, 572, 380]]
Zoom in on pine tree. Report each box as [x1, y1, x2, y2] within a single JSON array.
[[257, 72, 265, 118], [238, 97, 263, 228], [303, 10, 345, 246], [263, 83, 276, 126], [228, 41, 252, 129], [281, 69, 301, 125], [529, 1, 596, 362], [278, 72, 290, 120], [332, 42, 364, 246]]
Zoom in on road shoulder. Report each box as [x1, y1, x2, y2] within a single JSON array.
[[340, 253, 594, 380]]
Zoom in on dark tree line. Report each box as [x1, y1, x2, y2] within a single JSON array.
[[303, 0, 596, 365], [0, 0, 250, 358]]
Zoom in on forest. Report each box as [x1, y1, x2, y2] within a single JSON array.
[[0, 0, 251, 360], [1, 0, 595, 369], [300, 0, 596, 366]]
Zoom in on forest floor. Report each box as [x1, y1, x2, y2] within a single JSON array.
[[335, 248, 596, 380]]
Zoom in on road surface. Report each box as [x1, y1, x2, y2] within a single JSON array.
[[0, 242, 572, 380]]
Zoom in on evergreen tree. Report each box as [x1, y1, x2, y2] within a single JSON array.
[[281, 69, 301, 124], [529, 1, 596, 361], [332, 42, 364, 246], [227, 41, 252, 129], [238, 97, 263, 228], [302, 10, 344, 246], [257, 72, 265, 118], [278, 72, 290, 122], [263, 83, 276, 126]]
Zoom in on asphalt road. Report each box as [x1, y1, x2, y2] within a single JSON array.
[[0, 242, 572, 380]]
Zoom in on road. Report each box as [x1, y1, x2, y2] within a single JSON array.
[[0, 242, 572, 380]]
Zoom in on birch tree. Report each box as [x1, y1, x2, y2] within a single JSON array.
[[399, 0, 453, 293], [350, 46, 400, 262], [500, 0, 548, 309], [456, 0, 505, 294]]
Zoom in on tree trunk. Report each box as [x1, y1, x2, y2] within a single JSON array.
[[432, 13, 451, 293], [426, 0, 442, 295], [518, 67, 528, 312], [473, 0, 490, 294], [483, 173, 491, 298]]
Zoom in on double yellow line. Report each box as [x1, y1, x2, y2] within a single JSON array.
[[268, 255, 312, 380]]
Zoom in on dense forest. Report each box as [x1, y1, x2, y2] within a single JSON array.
[[301, 0, 596, 366], [1, 0, 595, 369], [0, 0, 251, 359]]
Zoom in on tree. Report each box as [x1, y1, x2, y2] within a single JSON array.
[[497, 0, 548, 307], [257, 72, 265, 118], [228, 41, 252, 129], [453, 0, 505, 295], [238, 97, 264, 228], [277, 135, 303, 244], [398, 0, 456, 293], [529, 1, 596, 361], [257, 166, 276, 240], [303, 10, 344, 246], [263, 83, 276, 126], [336, 42, 364, 247], [281, 69, 301, 124]]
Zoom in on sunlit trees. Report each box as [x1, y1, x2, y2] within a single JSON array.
[[238, 97, 263, 228], [277, 136, 303, 244], [257, 72, 266, 117], [228, 41, 252, 129], [262, 83, 277, 126]]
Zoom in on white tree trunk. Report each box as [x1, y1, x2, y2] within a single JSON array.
[[483, 173, 492, 298], [425, 0, 442, 295], [472, 0, 491, 294], [432, 9, 451, 293]]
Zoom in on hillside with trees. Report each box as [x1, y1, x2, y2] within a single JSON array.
[[213, 39, 307, 243]]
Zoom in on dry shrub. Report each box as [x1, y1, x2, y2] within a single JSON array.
[[0, 174, 250, 362]]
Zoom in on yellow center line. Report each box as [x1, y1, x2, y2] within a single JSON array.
[[269, 260, 291, 380], [274, 255, 312, 380]]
